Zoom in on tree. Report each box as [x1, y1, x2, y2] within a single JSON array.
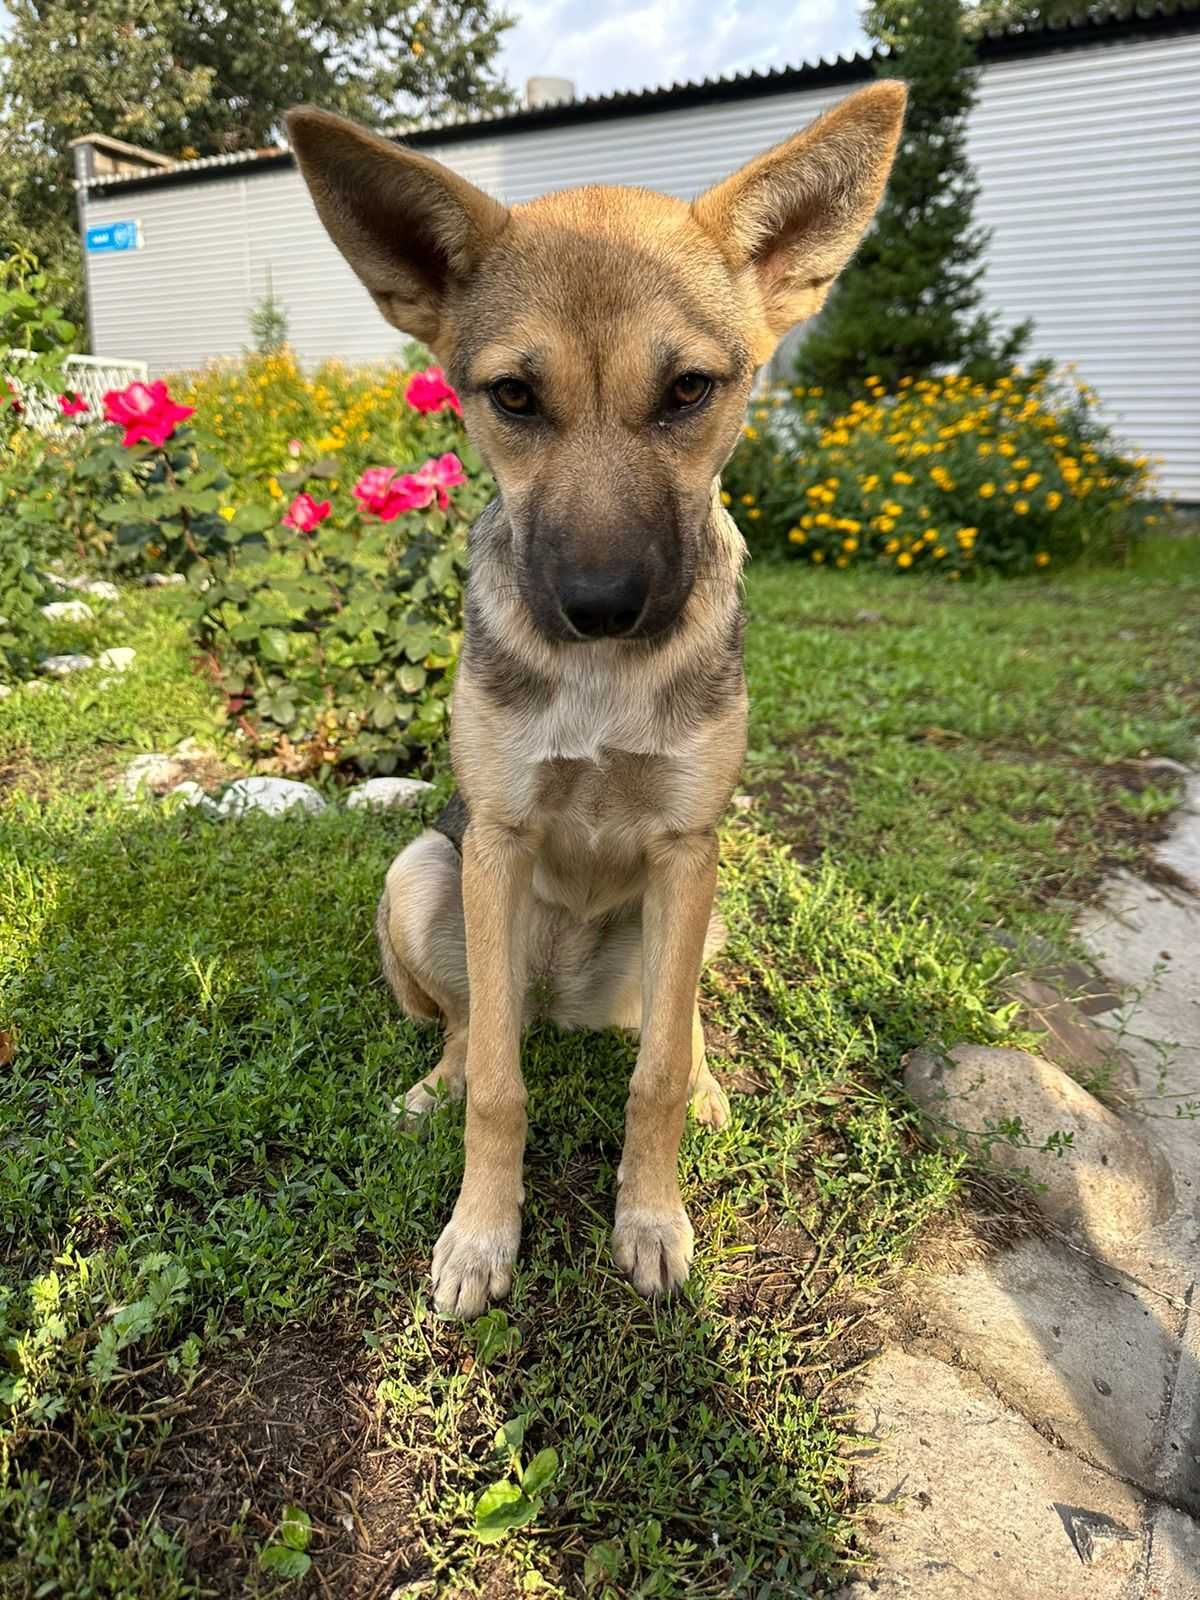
[[0, 0, 515, 332], [796, 0, 1029, 397]]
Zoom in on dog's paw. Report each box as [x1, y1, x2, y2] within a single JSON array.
[[431, 1214, 519, 1319], [611, 1204, 694, 1299], [689, 1065, 731, 1130], [401, 1070, 464, 1121]]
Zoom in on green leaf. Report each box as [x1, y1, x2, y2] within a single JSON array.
[[473, 1480, 536, 1544], [398, 663, 427, 695], [494, 1415, 526, 1456], [259, 1544, 311, 1578], [584, 1539, 623, 1588], [521, 1447, 558, 1498], [279, 1506, 311, 1551], [260, 629, 291, 664], [471, 1308, 520, 1365]]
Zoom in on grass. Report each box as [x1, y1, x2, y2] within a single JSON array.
[[1, 541, 1197, 1598]]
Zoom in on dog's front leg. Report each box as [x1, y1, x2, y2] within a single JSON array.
[[432, 820, 533, 1319], [613, 829, 719, 1298]]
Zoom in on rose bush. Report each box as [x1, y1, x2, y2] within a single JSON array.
[[721, 366, 1160, 575]]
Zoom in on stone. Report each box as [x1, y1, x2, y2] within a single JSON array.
[[836, 1349, 1144, 1600], [214, 776, 326, 819], [122, 753, 185, 797], [163, 780, 221, 818], [904, 1043, 1172, 1250], [344, 776, 433, 812], [1006, 975, 1131, 1091], [97, 647, 136, 672], [139, 572, 186, 587], [61, 577, 120, 602], [40, 600, 94, 623], [912, 1236, 1181, 1494], [40, 653, 95, 676]]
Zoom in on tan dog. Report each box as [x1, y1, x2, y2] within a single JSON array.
[[288, 82, 905, 1318]]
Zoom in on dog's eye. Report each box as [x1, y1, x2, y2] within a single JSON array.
[[666, 372, 712, 413], [490, 378, 537, 417]]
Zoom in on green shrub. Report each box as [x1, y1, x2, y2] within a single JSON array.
[[722, 367, 1156, 575]]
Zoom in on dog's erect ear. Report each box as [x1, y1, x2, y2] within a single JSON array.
[[286, 107, 509, 350], [692, 81, 906, 358]]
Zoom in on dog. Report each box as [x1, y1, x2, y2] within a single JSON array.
[[288, 81, 905, 1318]]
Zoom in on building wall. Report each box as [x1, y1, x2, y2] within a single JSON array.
[[80, 32, 1200, 498]]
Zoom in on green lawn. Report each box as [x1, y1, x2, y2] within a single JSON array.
[[1, 542, 1197, 1598]]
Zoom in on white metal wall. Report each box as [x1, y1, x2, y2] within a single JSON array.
[[81, 32, 1200, 498]]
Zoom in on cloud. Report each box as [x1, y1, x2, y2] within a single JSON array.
[[499, 0, 868, 100]]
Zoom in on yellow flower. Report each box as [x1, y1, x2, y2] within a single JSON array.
[[740, 493, 755, 506], [742, 425, 758, 440], [1022, 472, 1041, 490], [835, 555, 849, 568], [1004, 480, 1019, 495], [747, 508, 762, 520], [842, 537, 859, 553], [1013, 457, 1030, 471], [811, 549, 825, 563], [884, 538, 900, 554], [861, 474, 880, 493], [933, 546, 947, 559], [1014, 499, 1030, 514], [876, 515, 897, 533], [1044, 490, 1062, 510], [720, 490, 732, 506], [897, 551, 914, 568], [998, 439, 1016, 457], [892, 470, 914, 485], [267, 476, 283, 499], [1034, 551, 1051, 567], [314, 434, 344, 453], [788, 528, 808, 544]]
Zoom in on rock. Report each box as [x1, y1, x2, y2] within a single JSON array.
[[344, 777, 433, 812], [40, 653, 95, 676], [139, 572, 186, 588], [172, 737, 208, 759], [215, 776, 326, 819], [1006, 975, 1131, 1093], [1145, 1507, 1200, 1599], [904, 1043, 1172, 1250], [122, 753, 186, 798], [40, 600, 94, 623], [163, 780, 221, 818], [97, 646, 136, 672], [836, 1349, 1144, 1600], [912, 1236, 1182, 1495], [1060, 1508, 1139, 1565], [61, 576, 120, 602]]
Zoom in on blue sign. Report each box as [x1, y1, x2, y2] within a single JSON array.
[[86, 220, 142, 254]]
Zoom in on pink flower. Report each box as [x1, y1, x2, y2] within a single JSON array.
[[353, 453, 467, 522], [287, 438, 302, 458], [102, 379, 195, 448], [414, 451, 466, 510], [405, 366, 462, 417], [3, 379, 22, 416], [59, 392, 89, 416], [281, 492, 332, 532]]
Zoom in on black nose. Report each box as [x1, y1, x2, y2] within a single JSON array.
[[557, 565, 650, 639]]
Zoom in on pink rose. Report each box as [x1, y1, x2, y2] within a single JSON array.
[[281, 492, 332, 532], [405, 365, 462, 417], [414, 451, 466, 510], [102, 379, 195, 448], [353, 452, 467, 522], [59, 392, 90, 417]]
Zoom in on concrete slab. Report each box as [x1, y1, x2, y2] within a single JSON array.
[[1144, 1506, 1200, 1600], [837, 1349, 1145, 1600], [911, 1237, 1183, 1498]]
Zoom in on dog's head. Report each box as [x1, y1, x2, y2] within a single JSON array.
[[288, 85, 905, 643]]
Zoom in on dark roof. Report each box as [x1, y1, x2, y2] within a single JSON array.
[[82, 1, 1200, 197]]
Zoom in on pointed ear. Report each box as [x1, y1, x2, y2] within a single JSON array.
[[692, 81, 906, 359], [286, 107, 509, 352]]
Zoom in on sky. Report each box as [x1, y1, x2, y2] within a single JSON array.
[[495, 0, 869, 102]]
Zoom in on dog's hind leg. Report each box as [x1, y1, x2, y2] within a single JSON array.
[[377, 830, 470, 1119], [687, 1005, 730, 1130]]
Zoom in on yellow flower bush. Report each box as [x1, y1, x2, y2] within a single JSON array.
[[724, 368, 1157, 575]]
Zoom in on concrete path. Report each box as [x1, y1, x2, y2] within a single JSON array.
[[839, 778, 1200, 1600]]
